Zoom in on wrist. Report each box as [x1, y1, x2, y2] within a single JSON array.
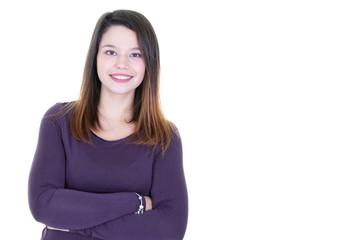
[[144, 196, 152, 211]]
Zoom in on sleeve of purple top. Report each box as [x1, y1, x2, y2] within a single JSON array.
[[28, 106, 143, 230], [73, 131, 188, 240]]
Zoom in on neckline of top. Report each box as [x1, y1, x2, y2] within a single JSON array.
[[90, 130, 133, 145]]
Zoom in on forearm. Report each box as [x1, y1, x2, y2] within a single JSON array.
[[29, 184, 143, 230], [74, 196, 188, 240]]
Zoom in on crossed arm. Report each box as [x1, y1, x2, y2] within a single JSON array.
[[46, 196, 153, 232], [47, 196, 153, 232], [28, 106, 188, 240]]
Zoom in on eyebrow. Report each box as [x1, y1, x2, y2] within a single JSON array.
[[101, 44, 141, 51]]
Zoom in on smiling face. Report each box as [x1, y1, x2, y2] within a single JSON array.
[[97, 25, 146, 98]]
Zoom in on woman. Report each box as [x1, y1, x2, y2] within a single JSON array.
[[28, 10, 188, 240]]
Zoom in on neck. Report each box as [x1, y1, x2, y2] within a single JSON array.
[[98, 88, 135, 123]]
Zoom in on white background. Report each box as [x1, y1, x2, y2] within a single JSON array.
[[0, 0, 359, 239]]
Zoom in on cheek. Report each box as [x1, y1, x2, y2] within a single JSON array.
[[133, 63, 145, 86], [136, 62, 146, 77], [97, 56, 110, 77]]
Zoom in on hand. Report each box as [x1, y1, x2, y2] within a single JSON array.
[[47, 226, 69, 232], [144, 196, 152, 211]]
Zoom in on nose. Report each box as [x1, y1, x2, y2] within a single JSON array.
[[115, 55, 129, 69]]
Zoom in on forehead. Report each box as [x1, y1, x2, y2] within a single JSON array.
[[100, 25, 139, 47]]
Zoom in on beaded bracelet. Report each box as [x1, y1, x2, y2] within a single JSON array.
[[135, 193, 144, 214]]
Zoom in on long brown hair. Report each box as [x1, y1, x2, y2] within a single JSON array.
[[67, 10, 175, 152]]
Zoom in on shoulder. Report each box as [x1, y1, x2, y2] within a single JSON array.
[[43, 102, 73, 117], [157, 121, 182, 155], [41, 102, 74, 131], [170, 122, 181, 143]]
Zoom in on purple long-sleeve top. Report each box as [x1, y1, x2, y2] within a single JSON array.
[[28, 103, 188, 240]]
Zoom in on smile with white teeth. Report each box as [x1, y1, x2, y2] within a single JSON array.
[[111, 75, 132, 80]]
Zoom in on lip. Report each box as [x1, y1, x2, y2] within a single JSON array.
[[109, 73, 133, 83]]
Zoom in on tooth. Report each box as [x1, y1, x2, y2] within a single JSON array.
[[113, 75, 131, 80]]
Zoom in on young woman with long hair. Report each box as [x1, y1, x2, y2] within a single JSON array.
[[28, 10, 188, 240]]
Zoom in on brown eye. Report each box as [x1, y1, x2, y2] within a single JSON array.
[[130, 53, 142, 58], [106, 50, 117, 56]]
